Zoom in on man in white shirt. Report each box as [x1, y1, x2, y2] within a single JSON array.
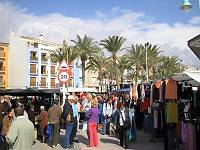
[[102, 99, 113, 135]]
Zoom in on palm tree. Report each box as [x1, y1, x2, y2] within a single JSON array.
[[51, 40, 79, 64], [86, 51, 111, 90], [144, 42, 161, 80], [100, 36, 126, 81], [116, 56, 129, 84], [126, 44, 145, 82], [156, 56, 180, 78], [126, 67, 136, 82], [71, 35, 97, 87]]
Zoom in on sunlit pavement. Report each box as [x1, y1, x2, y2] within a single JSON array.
[[32, 128, 163, 150]]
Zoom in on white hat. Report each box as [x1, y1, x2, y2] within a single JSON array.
[[40, 106, 45, 110], [68, 95, 75, 100]]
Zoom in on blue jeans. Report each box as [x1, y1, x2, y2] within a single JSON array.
[[98, 114, 103, 124], [64, 123, 73, 147], [103, 118, 110, 134]]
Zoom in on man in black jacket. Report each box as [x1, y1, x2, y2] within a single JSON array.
[[116, 102, 130, 149], [62, 95, 74, 148]]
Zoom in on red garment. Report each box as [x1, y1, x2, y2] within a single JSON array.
[[141, 98, 150, 112], [88, 122, 98, 147]]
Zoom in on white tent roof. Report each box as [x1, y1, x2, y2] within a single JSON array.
[[183, 71, 200, 83], [61, 87, 98, 93]]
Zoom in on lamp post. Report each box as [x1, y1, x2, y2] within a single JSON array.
[[180, 0, 193, 11], [145, 43, 149, 82]]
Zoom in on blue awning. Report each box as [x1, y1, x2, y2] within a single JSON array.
[[117, 87, 130, 92]]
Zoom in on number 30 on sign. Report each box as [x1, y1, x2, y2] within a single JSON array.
[[58, 71, 70, 83]]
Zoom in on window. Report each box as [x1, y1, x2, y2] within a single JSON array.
[[30, 64, 37, 74], [0, 62, 4, 71], [41, 53, 47, 62], [51, 78, 56, 87], [50, 54, 57, 63], [30, 77, 36, 86], [41, 77, 46, 87], [51, 66, 55, 75], [30, 51, 37, 61], [0, 76, 4, 87], [41, 65, 46, 75], [0, 47, 5, 57], [33, 42, 38, 48], [30, 42, 38, 48]]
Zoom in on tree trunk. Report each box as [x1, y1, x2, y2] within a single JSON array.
[[135, 65, 139, 83]]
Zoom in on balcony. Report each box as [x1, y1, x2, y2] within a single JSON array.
[[41, 77, 47, 87], [0, 63, 5, 74], [30, 77, 37, 87], [30, 57, 38, 62], [51, 78, 56, 87], [50, 66, 56, 76], [41, 65, 47, 75], [0, 82, 4, 87], [30, 64, 37, 74], [0, 50, 5, 58], [41, 53, 48, 64], [50, 54, 57, 64], [30, 51, 38, 62]]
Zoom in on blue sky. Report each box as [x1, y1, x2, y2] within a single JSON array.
[[0, 0, 200, 67], [6, 0, 200, 24]]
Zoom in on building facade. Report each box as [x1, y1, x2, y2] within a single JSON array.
[[8, 34, 61, 89], [0, 42, 8, 88], [6, 34, 99, 91]]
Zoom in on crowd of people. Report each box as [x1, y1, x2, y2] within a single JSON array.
[[0, 93, 135, 150]]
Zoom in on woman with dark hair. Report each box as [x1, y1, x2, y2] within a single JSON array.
[[116, 102, 131, 149], [1, 108, 14, 136]]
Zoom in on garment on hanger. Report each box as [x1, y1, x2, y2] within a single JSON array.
[[166, 102, 178, 123], [154, 81, 162, 100], [142, 83, 145, 102], [150, 83, 154, 106], [165, 79, 178, 100]]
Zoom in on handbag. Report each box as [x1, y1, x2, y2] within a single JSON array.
[[66, 108, 73, 122], [66, 113, 71, 122]]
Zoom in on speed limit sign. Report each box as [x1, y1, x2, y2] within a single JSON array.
[[58, 71, 70, 83]]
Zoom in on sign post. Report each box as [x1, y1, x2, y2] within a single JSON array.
[[57, 60, 71, 106]]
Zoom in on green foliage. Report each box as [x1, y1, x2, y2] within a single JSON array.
[[71, 35, 97, 86], [86, 51, 112, 83], [55, 36, 183, 86], [155, 56, 180, 78], [50, 40, 79, 64]]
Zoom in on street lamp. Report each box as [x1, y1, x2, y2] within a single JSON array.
[[145, 42, 149, 82], [180, 0, 193, 11]]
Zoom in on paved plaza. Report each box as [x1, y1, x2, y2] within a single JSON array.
[[32, 129, 163, 150]]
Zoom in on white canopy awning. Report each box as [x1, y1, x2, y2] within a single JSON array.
[[183, 71, 200, 83], [60, 87, 98, 93]]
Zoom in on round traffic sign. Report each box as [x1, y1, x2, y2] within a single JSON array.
[[58, 71, 70, 83]]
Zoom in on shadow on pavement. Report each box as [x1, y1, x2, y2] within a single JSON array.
[[100, 138, 119, 145], [77, 134, 88, 145]]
